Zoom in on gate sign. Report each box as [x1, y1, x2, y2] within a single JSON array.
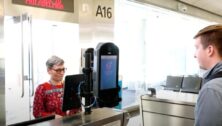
[[12, 0, 74, 13]]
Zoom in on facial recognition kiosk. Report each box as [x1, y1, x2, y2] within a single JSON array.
[[93, 42, 121, 107], [62, 42, 121, 115]]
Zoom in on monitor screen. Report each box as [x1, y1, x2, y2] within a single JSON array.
[[100, 55, 117, 90], [62, 74, 84, 112]]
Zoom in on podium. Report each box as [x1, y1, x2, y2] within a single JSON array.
[[141, 90, 198, 126]]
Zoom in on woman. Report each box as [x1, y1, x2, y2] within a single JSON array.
[[33, 55, 81, 118]]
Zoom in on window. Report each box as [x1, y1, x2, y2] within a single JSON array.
[[115, 1, 214, 90]]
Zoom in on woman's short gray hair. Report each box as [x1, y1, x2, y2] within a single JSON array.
[[46, 55, 64, 69]]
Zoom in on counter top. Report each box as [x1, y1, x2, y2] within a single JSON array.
[[141, 90, 198, 106], [31, 108, 124, 126]]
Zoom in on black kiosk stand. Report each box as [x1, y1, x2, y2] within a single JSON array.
[[81, 52, 94, 114]]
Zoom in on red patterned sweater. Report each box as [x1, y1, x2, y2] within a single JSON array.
[[33, 82, 80, 118]]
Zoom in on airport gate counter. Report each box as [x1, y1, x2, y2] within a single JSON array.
[[140, 90, 198, 126]]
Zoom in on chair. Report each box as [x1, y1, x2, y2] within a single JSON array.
[[181, 75, 202, 94], [164, 75, 183, 91]]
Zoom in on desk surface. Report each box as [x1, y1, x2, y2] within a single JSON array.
[[142, 90, 198, 105], [31, 108, 124, 126], [122, 89, 198, 107]]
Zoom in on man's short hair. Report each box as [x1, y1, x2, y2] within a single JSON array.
[[46, 56, 64, 69], [194, 24, 222, 39], [194, 24, 222, 56]]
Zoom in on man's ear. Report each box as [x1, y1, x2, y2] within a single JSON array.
[[207, 45, 215, 57]]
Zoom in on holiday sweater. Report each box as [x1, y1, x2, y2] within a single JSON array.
[[33, 82, 80, 118]]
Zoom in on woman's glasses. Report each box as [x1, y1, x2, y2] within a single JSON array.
[[52, 68, 67, 73]]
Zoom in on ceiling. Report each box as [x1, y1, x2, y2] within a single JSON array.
[[179, 0, 222, 16]]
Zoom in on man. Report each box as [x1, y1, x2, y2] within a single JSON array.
[[194, 24, 222, 126], [33, 55, 80, 118]]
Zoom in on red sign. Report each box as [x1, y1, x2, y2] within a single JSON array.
[[25, 0, 64, 9], [12, 0, 74, 13]]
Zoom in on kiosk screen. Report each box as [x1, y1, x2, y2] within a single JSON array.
[[100, 55, 117, 90]]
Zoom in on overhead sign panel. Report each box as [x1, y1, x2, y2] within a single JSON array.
[[12, 0, 74, 13]]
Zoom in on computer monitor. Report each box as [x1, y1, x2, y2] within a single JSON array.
[[62, 74, 84, 112]]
